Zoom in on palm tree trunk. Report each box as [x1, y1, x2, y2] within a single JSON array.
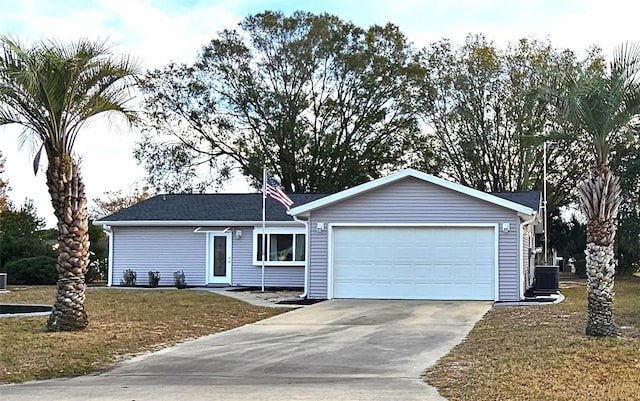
[[45, 155, 89, 331], [578, 171, 621, 337]]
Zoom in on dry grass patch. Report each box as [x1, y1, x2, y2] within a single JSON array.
[[0, 286, 288, 383], [426, 276, 640, 401]]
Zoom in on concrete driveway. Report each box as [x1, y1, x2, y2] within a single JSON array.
[[2, 300, 491, 401]]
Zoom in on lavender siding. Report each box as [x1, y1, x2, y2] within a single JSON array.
[[307, 177, 522, 301], [230, 226, 304, 287], [110, 225, 304, 288], [111, 227, 206, 286]]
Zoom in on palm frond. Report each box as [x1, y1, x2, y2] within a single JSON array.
[[561, 41, 640, 172], [0, 36, 140, 162], [611, 41, 640, 85]]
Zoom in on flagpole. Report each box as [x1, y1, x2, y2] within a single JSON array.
[[261, 168, 266, 293]]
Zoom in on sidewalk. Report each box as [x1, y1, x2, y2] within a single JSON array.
[[199, 287, 307, 308]]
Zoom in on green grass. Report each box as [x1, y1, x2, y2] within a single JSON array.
[[426, 276, 640, 401], [0, 286, 289, 383]]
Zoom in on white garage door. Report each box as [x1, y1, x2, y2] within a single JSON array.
[[332, 226, 496, 300]]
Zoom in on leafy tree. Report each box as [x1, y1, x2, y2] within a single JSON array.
[[0, 150, 9, 211], [548, 208, 586, 263], [0, 199, 52, 271], [563, 43, 640, 337], [138, 10, 429, 193], [86, 220, 107, 283], [611, 139, 640, 273], [0, 37, 139, 331], [133, 140, 207, 193], [417, 35, 597, 209], [90, 188, 150, 220]]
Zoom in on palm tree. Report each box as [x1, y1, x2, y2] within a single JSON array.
[[564, 43, 640, 337], [0, 37, 139, 331]]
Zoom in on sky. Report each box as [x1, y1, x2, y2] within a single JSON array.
[[0, 0, 638, 227]]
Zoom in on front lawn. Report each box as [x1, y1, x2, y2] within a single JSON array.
[[0, 286, 288, 383], [426, 276, 640, 401]]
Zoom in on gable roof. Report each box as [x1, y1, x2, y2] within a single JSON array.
[[288, 169, 537, 217], [95, 193, 329, 226]]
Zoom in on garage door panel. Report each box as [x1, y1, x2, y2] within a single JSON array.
[[332, 226, 495, 300]]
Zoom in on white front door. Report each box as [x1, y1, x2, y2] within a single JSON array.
[[208, 233, 232, 284]]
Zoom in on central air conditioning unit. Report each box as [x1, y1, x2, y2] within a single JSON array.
[[0, 273, 6, 290]]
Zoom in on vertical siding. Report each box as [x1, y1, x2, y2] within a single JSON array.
[[230, 226, 305, 287], [112, 227, 206, 286], [307, 177, 521, 301]]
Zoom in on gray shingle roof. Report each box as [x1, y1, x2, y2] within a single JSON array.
[[97, 190, 541, 223], [490, 191, 541, 212], [97, 193, 329, 222]]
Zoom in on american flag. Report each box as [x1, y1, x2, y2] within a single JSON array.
[[265, 172, 294, 210]]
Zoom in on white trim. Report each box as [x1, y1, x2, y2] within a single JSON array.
[[519, 214, 538, 300], [328, 222, 501, 228], [327, 224, 335, 300], [252, 227, 307, 267], [292, 216, 310, 298], [327, 223, 500, 301], [104, 225, 113, 287], [289, 168, 536, 217], [493, 223, 500, 301], [206, 232, 233, 284], [193, 227, 232, 233], [93, 220, 304, 227]]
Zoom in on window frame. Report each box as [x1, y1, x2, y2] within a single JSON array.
[[252, 227, 306, 266]]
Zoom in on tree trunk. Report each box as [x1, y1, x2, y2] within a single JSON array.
[[578, 171, 621, 337], [45, 155, 89, 331], [584, 241, 616, 336]]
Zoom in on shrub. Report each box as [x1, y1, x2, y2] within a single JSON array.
[[86, 257, 108, 284], [173, 270, 187, 289], [120, 269, 137, 286], [4, 256, 57, 285], [148, 271, 160, 287]]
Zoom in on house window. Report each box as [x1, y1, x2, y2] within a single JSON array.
[[254, 230, 306, 265]]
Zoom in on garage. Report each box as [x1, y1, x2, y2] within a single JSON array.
[[331, 225, 496, 300], [288, 169, 540, 302]]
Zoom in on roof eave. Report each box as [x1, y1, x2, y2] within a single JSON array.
[[93, 220, 303, 227]]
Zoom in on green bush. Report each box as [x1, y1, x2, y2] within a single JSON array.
[[173, 270, 187, 289], [4, 256, 57, 285], [148, 271, 160, 287], [120, 269, 137, 286], [86, 258, 108, 284]]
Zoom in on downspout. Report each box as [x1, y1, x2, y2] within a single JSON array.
[[102, 224, 114, 287], [292, 215, 309, 299], [519, 214, 537, 300]]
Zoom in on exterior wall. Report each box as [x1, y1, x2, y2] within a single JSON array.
[[111, 227, 207, 286], [230, 226, 304, 287], [110, 225, 304, 288], [307, 177, 522, 301]]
